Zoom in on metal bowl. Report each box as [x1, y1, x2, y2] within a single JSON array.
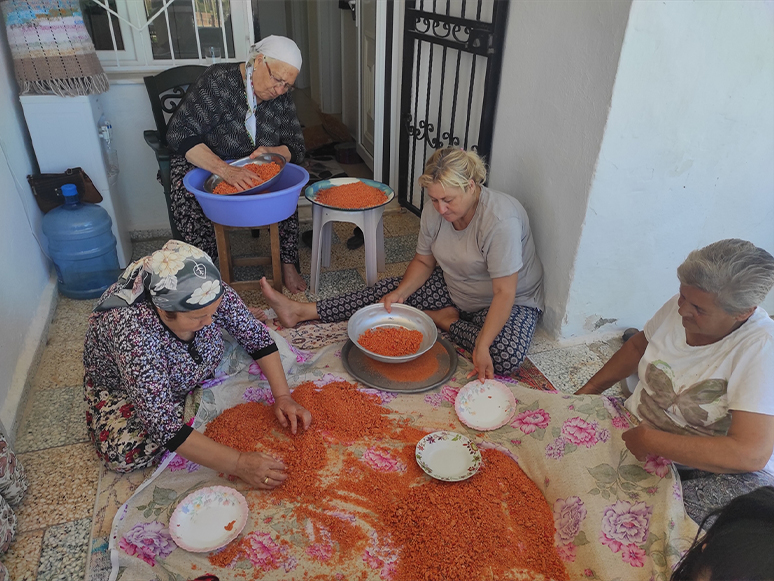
[[203, 152, 287, 196], [347, 303, 438, 363]]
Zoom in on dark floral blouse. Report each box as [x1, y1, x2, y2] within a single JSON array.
[[165, 62, 305, 163], [83, 284, 276, 449]]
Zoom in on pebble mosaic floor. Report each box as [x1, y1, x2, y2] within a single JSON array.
[[1, 208, 624, 580]]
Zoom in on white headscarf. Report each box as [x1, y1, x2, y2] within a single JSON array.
[[244, 35, 303, 143]]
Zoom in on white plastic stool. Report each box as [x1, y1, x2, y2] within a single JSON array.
[[310, 203, 386, 294]]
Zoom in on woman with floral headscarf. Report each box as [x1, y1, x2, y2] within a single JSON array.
[[166, 35, 307, 293], [84, 240, 311, 489]]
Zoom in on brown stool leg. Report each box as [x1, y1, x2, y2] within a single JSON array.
[[270, 223, 282, 292], [213, 223, 233, 284]]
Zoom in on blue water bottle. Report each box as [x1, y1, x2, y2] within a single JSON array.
[[42, 184, 120, 299]]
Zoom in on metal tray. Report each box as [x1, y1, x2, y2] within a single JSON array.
[[341, 336, 458, 393], [203, 152, 286, 196]]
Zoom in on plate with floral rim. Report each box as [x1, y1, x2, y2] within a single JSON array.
[[454, 379, 517, 431], [415, 431, 482, 482], [169, 486, 248, 552]]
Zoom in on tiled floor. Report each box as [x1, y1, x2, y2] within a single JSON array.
[[1, 209, 624, 580]]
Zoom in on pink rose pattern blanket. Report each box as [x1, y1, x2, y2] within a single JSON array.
[[108, 327, 699, 581]]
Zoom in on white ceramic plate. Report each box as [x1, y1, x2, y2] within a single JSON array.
[[169, 486, 249, 552], [454, 379, 517, 431], [415, 431, 482, 482]]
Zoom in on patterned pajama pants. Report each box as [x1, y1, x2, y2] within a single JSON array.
[[318, 268, 541, 375], [678, 467, 774, 527], [169, 156, 300, 265]]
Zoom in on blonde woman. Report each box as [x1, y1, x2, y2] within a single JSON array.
[[260, 148, 545, 379]]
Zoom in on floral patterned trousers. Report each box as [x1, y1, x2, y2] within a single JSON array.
[[169, 156, 300, 265], [317, 268, 541, 375], [85, 385, 166, 473], [0, 431, 28, 575]]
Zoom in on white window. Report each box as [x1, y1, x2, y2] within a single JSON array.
[[79, 0, 254, 72]]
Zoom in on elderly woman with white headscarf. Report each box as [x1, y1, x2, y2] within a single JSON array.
[[166, 35, 307, 293], [84, 240, 311, 489]]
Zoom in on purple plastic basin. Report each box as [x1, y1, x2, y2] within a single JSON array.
[[183, 163, 309, 228]]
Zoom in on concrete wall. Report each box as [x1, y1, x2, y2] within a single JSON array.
[[488, 0, 633, 336], [563, 0, 774, 337], [0, 25, 57, 438]]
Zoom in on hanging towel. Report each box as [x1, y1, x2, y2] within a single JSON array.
[[1, 0, 109, 96]]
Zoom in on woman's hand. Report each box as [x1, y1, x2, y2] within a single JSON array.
[[274, 394, 312, 435], [622, 424, 652, 461], [380, 290, 406, 313], [250, 145, 291, 161], [222, 165, 260, 190], [234, 451, 288, 489], [468, 341, 495, 382]]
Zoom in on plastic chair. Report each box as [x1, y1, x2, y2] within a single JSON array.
[[143, 65, 207, 240], [305, 178, 394, 295]]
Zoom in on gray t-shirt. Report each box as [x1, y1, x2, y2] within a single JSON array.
[[416, 186, 544, 313]]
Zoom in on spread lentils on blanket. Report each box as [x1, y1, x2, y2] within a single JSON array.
[[204, 380, 568, 580]]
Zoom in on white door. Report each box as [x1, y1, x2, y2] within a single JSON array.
[[355, 0, 388, 179]]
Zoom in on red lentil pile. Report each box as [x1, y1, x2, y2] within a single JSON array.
[[213, 162, 281, 195], [357, 326, 423, 357], [203, 380, 568, 580], [316, 182, 388, 208]]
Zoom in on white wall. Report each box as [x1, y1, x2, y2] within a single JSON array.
[[563, 0, 774, 337], [99, 80, 174, 233], [0, 25, 56, 438], [488, 0, 633, 336]]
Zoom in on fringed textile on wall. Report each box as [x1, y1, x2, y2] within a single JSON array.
[[1, 0, 109, 96]]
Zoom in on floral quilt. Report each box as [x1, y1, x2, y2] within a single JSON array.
[[108, 329, 699, 581]]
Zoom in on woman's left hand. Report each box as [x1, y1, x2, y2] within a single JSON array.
[[250, 146, 271, 158], [250, 145, 291, 161], [622, 424, 651, 461], [273, 394, 312, 435], [468, 343, 495, 382]]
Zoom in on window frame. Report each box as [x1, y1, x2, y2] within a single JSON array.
[[88, 0, 254, 74]]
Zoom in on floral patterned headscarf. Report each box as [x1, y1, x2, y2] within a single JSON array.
[[95, 240, 224, 312]]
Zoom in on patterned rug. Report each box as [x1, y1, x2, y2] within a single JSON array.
[[85, 321, 556, 580]]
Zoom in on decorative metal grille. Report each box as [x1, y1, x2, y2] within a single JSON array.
[[398, 0, 509, 214]]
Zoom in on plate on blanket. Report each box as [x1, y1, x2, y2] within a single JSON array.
[[454, 379, 517, 431], [169, 486, 248, 552], [415, 431, 482, 482]]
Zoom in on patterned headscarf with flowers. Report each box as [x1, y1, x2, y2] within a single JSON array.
[[95, 240, 224, 312]]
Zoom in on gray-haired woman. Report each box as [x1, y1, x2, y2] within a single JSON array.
[[577, 239, 774, 525]]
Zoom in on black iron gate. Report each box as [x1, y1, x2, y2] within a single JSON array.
[[398, 0, 509, 215]]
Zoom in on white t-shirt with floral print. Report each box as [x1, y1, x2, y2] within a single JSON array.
[[625, 294, 774, 474]]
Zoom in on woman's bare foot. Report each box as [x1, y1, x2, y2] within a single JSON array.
[[259, 277, 318, 328], [247, 306, 268, 322], [425, 306, 460, 332], [282, 263, 307, 294]]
